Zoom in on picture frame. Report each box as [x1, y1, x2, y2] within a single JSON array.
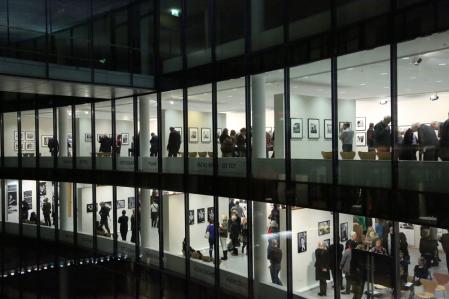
[[356, 117, 366, 131], [87, 203, 97, 213], [14, 131, 25, 141], [14, 142, 26, 152], [217, 128, 222, 143], [297, 231, 307, 253], [340, 222, 348, 242], [201, 128, 211, 143], [25, 131, 35, 141], [121, 133, 129, 145], [308, 118, 320, 139], [207, 207, 214, 221], [26, 142, 35, 151], [339, 122, 352, 133], [324, 119, 332, 139], [291, 118, 303, 139], [318, 220, 331, 236], [189, 210, 195, 225], [197, 208, 205, 223], [356, 132, 366, 147], [189, 127, 199, 143], [128, 197, 135, 209], [117, 200, 125, 209], [85, 133, 92, 143], [41, 135, 52, 147]]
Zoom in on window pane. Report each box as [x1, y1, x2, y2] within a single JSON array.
[[39, 108, 54, 168], [138, 94, 158, 173], [21, 110, 36, 168], [116, 186, 136, 260], [140, 188, 160, 267], [115, 98, 134, 171], [162, 90, 184, 174], [4, 112, 18, 167], [160, 0, 182, 73], [186, 0, 210, 68], [95, 101, 112, 170], [75, 103, 92, 169], [58, 105, 73, 169]]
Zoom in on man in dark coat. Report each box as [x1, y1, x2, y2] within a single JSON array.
[[98, 202, 111, 234], [315, 242, 330, 296], [99, 135, 112, 153], [400, 128, 417, 160], [42, 198, 52, 226], [167, 127, 181, 157], [267, 238, 283, 286], [439, 115, 449, 161], [440, 230, 449, 272], [373, 116, 391, 152], [413, 122, 439, 161], [118, 210, 128, 241], [48, 138, 59, 157], [149, 133, 159, 157], [329, 238, 344, 289]]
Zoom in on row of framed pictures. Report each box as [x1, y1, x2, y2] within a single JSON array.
[[188, 207, 214, 225], [297, 222, 349, 253], [86, 197, 135, 213], [15, 131, 35, 141], [188, 127, 211, 144], [291, 118, 352, 140], [83, 133, 130, 145]]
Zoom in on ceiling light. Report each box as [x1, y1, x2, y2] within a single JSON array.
[[410, 76, 416, 80], [84, 111, 89, 115], [380, 72, 388, 76], [383, 86, 390, 89], [303, 76, 309, 79], [346, 68, 354, 71], [170, 100, 174, 105], [379, 99, 389, 105], [438, 63, 447, 66], [401, 57, 410, 60], [435, 80, 443, 83], [430, 93, 439, 101], [170, 8, 181, 17], [292, 86, 299, 89], [360, 83, 367, 86], [227, 95, 233, 98]]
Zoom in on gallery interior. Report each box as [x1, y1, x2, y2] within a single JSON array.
[[1, 0, 449, 299]]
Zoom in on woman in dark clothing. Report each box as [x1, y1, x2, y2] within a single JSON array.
[[315, 241, 330, 296], [220, 129, 234, 157], [413, 257, 430, 286], [228, 213, 241, 256], [400, 128, 417, 160], [399, 232, 410, 284]]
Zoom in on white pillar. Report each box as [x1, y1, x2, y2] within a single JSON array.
[[253, 202, 268, 282], [58, 107, 69, 157], [140, 188, 152, 248], [59, 182, 72, 231], [251, 75, 266, 158], [139, 97, 151, 157], [274, 94, 285, 158]]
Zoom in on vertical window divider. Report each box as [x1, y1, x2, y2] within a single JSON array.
[[18, 109, 22, 169], [73, 182, 78, 260], [52, 104, 58, 168], [134, 187, 140, 260], [36, 178, 41, 245], [1, 180, 5, 234], [35, 97, 40, 170], [133, 96, 138, 172], [18, 179, 23, 238], [112, 99, 117, 171], [54, 181, 60, 248], [92, 184, 97, 256], [91, 102, 96, 170], [0, 113, 4, 168], [71, 104, 76, 170], [112, 185, 118, 257]]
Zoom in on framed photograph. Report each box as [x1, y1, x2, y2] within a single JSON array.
[[207, 207, 214, 221], [7, 184, 17, 214], [323, 239, 331, 248], [15, 142, 25, 151], [85, 133, 92, 143], [128, 197, 135, 209], [121, 133, 129, 145], [117, 200, 125, 209], [189, 210, 195, 225], [25, 131, 35, 141], [340, 222, 348, 242], [297, 231, 307, 253], [197, 208, 205, 223], [291, 118, 303, 139], [318, 220, 331, 236], [23, 190, 32, 206], [400, 223, 414, 230], [26, 142, 35, 151], [356, 117, 366, 131], [201, 128, 211, 143], [87, 203, 96, 213], [324, 119, 332, 139], [41, 135, 52, 147], [39, 182, 47, 196], [189, 127, 199, 143], [266, 127, 273, 133], [174, 127, 182, 137], [14, 131, 25, 141], [217, 128, 222, 143], [100, 201, 112, 209], [308, 118, 320, 139], [356, 132, 366, 147], [339, 122, 352, 133]]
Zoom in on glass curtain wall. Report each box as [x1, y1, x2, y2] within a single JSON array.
[[116, 186, 136, 260], [140, 187, 160, 267], [39, 108, 54, 168], [162, 90, 184, 174], [95, 101, 112, 170], [57, 105, 73, 169], [4, 112, 19, 167], [185, 0, 211, 68], [21, 110, 36, 168], [115, 98, 134, 171], [160, 0, 182, 73], [75, 103, 92, 169], [138, 94, 158, 173]]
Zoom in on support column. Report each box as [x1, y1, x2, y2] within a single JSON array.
[[274, 94, 285, 158], [140, 188, 151, 248], [139, 97, 151, 158], [253, 202, 269, 287], [251, 0, 264, 36], [59, 182, 72, 231], [251, 75, 266, 158], [58, 107, 69, 157]]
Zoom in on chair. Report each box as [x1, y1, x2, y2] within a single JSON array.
[[377, 151, 391, 160], [208, 152, 213, 158], [321, 151, 332, 159], [433, 273, 449, 285], [358, 151, 376, 160], [188, 152, 198, 158], [415, 279, 438, 299], [340, 151, 355, 160], [197, 152, 207, 158]]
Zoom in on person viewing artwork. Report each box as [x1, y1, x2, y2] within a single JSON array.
[[267, 238, 283, 286], [219, 128, 234, 157], [315, 241, 330, 296], [99, 135, 112, 153], [412, 122, 439, 161], [42, 198, 52, 226], [339, 122, 354, 152], [366, 123, 375, 152], [373, 116, 391, 152], [118, 210, 128, 241], [236, 128, 247, 157], [98, 202, 111, 235], [150, 133, 159, 157], [167, 127, 181, 157]]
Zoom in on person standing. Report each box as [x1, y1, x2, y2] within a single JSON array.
[[340, 241, 352, 295], [439, 230, 449, 272], [229, 213, 240, 256], [366, 123, 375, 152], [236, 128, 247, 157], [167, 127, 181, 157], [400, 127, 418, 160], [374, 116, 391, 152], [439, 114, 449, 161], [233, 200, 244, 218], [241, 217, 248, 255], [115, 134, 122, 156], [150, 133, 159, 157], [98, 202, 111, 235], [219, 128, 234, 157], [150, 199, 159, 227], [329, 238, 344, 289], [48, 138, 59, 157], [42, 198, 52, 226], [412, 122, 439, 161], [205, 219, 215, 258], [267, 238, 283, 286], [219, 215, 229, 261], [370, 239, 387, 255], [118, 210, 128, 241], [339, 122, 354, 152], [315, 241, 330, 296]]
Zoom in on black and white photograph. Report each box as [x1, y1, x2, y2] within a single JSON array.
[[41, 135, 52, 147], [101, 201, 112, 209], [201, 128, 211, 143], [339, 122, 352, 133], [39, 182, 47, 196], [85, 133, 92, 142], [197, 208, 205, 223], [117, 200, 125, 209], [87, 203, 96, 213], [217, 128, 222, 142], [356, 132, 366, 147], [25, 131, 35, 141], [189, 210, 195, 225], [356, 117, 366, 131], [291, 118, 303, 139], [340, 222, 348, 242], [128, 197, 135, 209], [400, 223, 414, 229], [297, 231, 307, 253], [323, 239, 331, 248], [14, 131, 25, 141], [189, 127, 198, 143], [308, 118, 320, 139], [24, 190, 33, 206], [207, 207, 214, 221], [7, 184, 17, 214], [324, 119, 332, 139], [121, 133, 129, 145], [318, 220, 331, 236], [26, 142, 35, 151], [14, 142, 25, 151]]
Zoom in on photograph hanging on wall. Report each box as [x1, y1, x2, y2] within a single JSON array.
[[14, 131, 25, 141], [39, 182, 47, 196], [26, 142, 35, 151], [297, 231, 307, 253], [356, 117, 366, 131], [324, 239, 331, 248], [117, 200, 125, 209], [340, 222, 348, 242], [121, 133, 129, 145], [24, 190, 33, 206], [400, 223, 414, 229], [324, 119, 332, 139], [41, 135, 52, 147], [14, 142, 26, 152], [266, 127, 273, 133], [201, 128, 211, 143], [87, 203, 96, 213], [356, 132, 366, 147], [308, 118, 320, 139], [189, 210, 195, 225], [339, 122, 352, 133], [85, 133, 92, 143], [291, 118, 303, 139], [207, 207, 214, 221], [197, 208, 205, 223], [189, 127, 199, 143], [25, 131, 35, 141], [318, 220, 331, 236], [101, 201, 112, 209], [128, 197, 135, 209]]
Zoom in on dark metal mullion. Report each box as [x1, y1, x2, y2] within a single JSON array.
[[18, 179, 23, 238], [5, 0, 10, 44], [35, 100, 40, 169], [54, 181, 60, 247], [71, 105, 76, 169], [91, 102, 96, 170], [112, 186, 118, 256], [0, 113, 4, 168], [53, 105, 58, 168], [89, 0, 94, 81], [92, 184, 97, 256], [18, 110, 22, 168], [72, 182, 78, 260], [1, 180, 5, 234], [156, 92, 162, 174], [134, 187, 140, 260], [112, 99, 117, 170], [133, 96, 138, 172]]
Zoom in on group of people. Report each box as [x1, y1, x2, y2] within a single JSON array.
[[219, 128, 247, 157], [21, 198, 54, 226]]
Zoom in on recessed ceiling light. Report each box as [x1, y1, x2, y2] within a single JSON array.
[[379, 99, 389, 105], [346, 68, 354, 71], [227, 95, 233, 98], [170, 101, 174, 105], [84, 111, 89, 115], [303, 76, 309, 79], [380, 72, 388, 76], [292, 86, 299, 89], [383, 86, 390, 89], [360, 83, 367, 86], [170, 8, 181, 17], [438, 63, 447, 66], [435, 80, 443, 83], [401, 57, 410, 60]]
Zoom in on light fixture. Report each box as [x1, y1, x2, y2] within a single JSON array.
[[84, 111, 89, 115], [346, 68, 354, 71], [379, 99, 389, 105], [170, 8, 181, 17], [430, 93, 439, 101], [435, 80, 443, 83], [169, 100, 174, 105], [380, 72, 388, 76], [410, 76, 416, 80], [360, 83, 367, 86], [438, 63, 447, 66], [401, 57, 410, 60]]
